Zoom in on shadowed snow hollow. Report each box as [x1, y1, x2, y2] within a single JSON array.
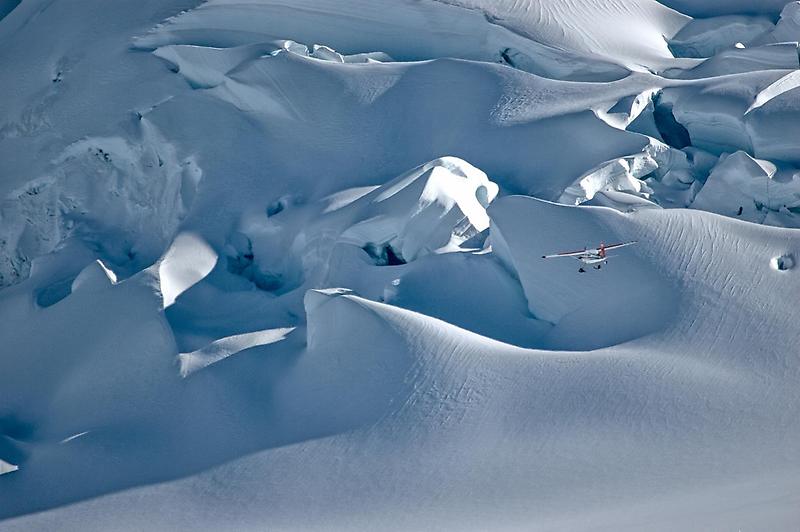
[[224, 156, 497, 291], [0, 123, 201, 288], [691, 151, 800, 227], [3, 0, 800, 530], [489, 196, 678, 350]]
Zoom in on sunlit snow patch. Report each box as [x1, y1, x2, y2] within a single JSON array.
[[558, 141, 690, 209], [0, 123, 200, 288], [225, 157, 498, 291], [339, 157, 498, 263], [60, 431, 90, 444], [152, 40, 394, 89], [0, 459, 18, 476], [559, 157, 656, 207], [158, 232, 218, 308], [71, 260, 117, 292], [178, 327, 295, 377], [131, 0, 640, 81], [746, 70, 800, 115]]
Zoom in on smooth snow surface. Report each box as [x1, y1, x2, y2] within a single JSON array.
[[157, 232, 218, 308], [2, 0, 800, 530]]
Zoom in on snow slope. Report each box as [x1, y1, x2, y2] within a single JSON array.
[[2, 0, 800, 530]]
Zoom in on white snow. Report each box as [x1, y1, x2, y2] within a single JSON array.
[[178, 326, 295, 377], [2, 0, 800, 530], [668, 15, 776, 58], [157, 232, 218, 308], [690, 151, 800, 227], [337, 157, 498, 262], [747, 69, 800, 114]]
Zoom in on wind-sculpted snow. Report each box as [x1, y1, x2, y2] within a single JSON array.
[[748, 69, 800, 113], [659, 72, 800, 165], [5, 221, 800, 529], [133, 0, 643, 81], [658, 0, 790, 17], [157, 232, 217, 308], [761, 1, 800, 44], [664, 42, 800, 79], [691, 151, 800, 226], [433, 0, 691, 71], [178, 326, 295, 377], [135, 0, 700, 77], [667, 15, 777, 59], [218, 156, 498, 296], [489, 197, 679, 349], [0, 124, 200, 288], [557, 139, 690, 208], [2, 0, 800, 529]]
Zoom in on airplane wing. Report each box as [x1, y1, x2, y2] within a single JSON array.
[[541, 248, 586, 259], [604, 241, 638, 251]]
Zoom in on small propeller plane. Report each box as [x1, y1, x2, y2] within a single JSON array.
[[541, 241, 637, 273]]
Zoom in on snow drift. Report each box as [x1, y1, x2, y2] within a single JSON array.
[[2, 0, 800, 530]]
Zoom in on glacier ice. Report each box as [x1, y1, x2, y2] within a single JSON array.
[[2, 0, 800, 530]]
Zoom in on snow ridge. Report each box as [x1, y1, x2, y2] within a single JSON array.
[[2, 0, 800, 530]]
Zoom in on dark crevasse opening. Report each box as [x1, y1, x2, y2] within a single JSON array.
[[362, 242, 407, 266], [652, 93, 692, 150], [0, 0, 22, 23]]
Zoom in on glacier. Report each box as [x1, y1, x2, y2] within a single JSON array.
[[1, 0, 800, 530]]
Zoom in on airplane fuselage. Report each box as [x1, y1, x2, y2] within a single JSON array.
[[578, 254, 605, 265]]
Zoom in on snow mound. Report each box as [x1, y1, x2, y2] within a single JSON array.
[[338, 157, 498, 263], [557, 140, 692, 207], [153, 42, 290, 89], [755, 1, 800, 44], [668, 15, 775, 58], [559, 157, 657, 207], [71, 260, 117, 293], [665, 42, 800, 79], [223, 156, 497, 294], [555, 135, 714, 211], [153, 40, 394, 89], [489, 196, 678, 349], [659, 72, 800, 164], [4, 0, 800, 529], [132, 0, 693, 80], [0, 123, 201, 288], [157, 232, 218, 308], [691, 151, 800, 227], [415, 0, 692, 73]]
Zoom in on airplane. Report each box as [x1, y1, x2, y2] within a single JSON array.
[[541, 241, 637, 273]]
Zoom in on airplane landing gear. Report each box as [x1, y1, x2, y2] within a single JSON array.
[[578, 267, 586, 273], [594, 264, 602, 270]]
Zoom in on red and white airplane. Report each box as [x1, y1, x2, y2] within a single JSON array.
[[541, 241, 637, 273]]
